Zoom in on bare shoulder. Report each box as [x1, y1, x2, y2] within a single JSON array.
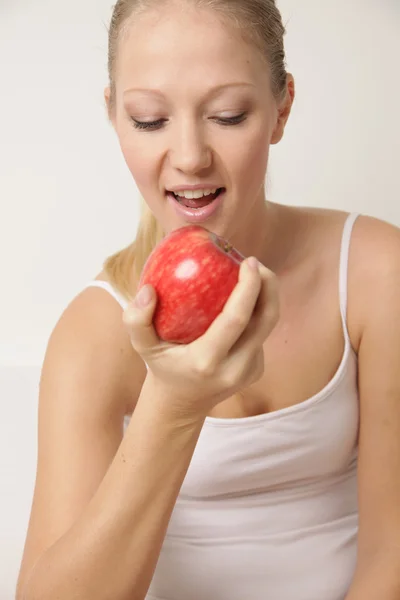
[[59, 270, 147, 412], [316, 209, 400, 335], [285, 204, 400, 345], [347, 214, 400, 329], [290, 204, 400, 270], [293, 203, 399, 247], [347, 213, 400, 271]]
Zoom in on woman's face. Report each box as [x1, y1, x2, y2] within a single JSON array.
[[107, 4, 292, 243]]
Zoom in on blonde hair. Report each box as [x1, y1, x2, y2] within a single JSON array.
[[103, 0, 288, 301]]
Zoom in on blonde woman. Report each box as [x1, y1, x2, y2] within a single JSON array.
[[17, 1, 400, 599]]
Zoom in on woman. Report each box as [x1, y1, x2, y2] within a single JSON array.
[[17, 1, 400, 599]]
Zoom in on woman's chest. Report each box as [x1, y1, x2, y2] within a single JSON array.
[[208, 268, 356, 420]]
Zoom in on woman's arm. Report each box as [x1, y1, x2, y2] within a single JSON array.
[[345, 217, 400, 599], [16, 288, 204, 600]]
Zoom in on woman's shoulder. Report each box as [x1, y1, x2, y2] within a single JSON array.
[[287, 203, 399, 256], [302, 205, 400, 268], [53, 270, 147, 415], [284, 203, 400, 338], [291, 203, 398, 232], [291, 203, 400, 284]]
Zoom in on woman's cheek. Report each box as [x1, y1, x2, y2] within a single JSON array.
[[233, 130, 271, 192], [120, 140, 156, 187]]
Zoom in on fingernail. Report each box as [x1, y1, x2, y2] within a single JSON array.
[[135, 285, 152, 308], [247, 257, 259, 271]]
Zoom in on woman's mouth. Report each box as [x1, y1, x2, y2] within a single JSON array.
[[166, 188, 226, 223]]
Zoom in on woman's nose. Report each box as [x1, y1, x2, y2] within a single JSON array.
[[168, 124, 212, 174]]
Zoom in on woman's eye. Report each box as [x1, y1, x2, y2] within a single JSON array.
[[130, 112, 248, 131], [214, 112, 248, 126], [130, 118, 167, 131]]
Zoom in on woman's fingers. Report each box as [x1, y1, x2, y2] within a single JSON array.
[[123, 284, 160, 354], [190, 258, 262, 368], [239, 264, 280, 348]]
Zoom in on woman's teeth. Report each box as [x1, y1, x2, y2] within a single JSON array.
[[175, 188, 218, 200], [172, 188, 222, 209]]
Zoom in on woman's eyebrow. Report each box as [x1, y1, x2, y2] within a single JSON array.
[[123, 81, 256, 99]]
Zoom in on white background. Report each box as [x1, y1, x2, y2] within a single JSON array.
[[0, 1, 399, 597]]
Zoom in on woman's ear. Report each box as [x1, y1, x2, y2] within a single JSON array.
[[270, 74, 295, 145], [104, 86, 115, 126]]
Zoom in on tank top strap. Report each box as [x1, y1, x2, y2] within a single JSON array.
[[83, 280, 129, 311], [339, 212, 360, 335]]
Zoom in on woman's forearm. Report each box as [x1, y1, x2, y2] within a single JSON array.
[[20, 376, 204, 600], [345, 551, 400, 600]]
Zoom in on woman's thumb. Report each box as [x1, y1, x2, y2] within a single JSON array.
[[123, 284, 159, 353]]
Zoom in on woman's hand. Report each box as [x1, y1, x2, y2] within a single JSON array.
[[123, 257, 279, 419]]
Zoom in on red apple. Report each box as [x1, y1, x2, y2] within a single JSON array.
[[138, 225, 246, 344]]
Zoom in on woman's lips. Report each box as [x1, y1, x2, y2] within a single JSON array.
[[166, 189, 225, 223]]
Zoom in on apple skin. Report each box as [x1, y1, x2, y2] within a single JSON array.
[[138, 225, 246, 344]]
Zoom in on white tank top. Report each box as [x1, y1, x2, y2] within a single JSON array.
[[84, 213, 360, 600]]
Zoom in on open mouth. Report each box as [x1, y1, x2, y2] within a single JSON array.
[[167, 188, 225, 209]]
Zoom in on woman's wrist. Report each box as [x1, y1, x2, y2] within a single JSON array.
[[138, 371, 207, 430]]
